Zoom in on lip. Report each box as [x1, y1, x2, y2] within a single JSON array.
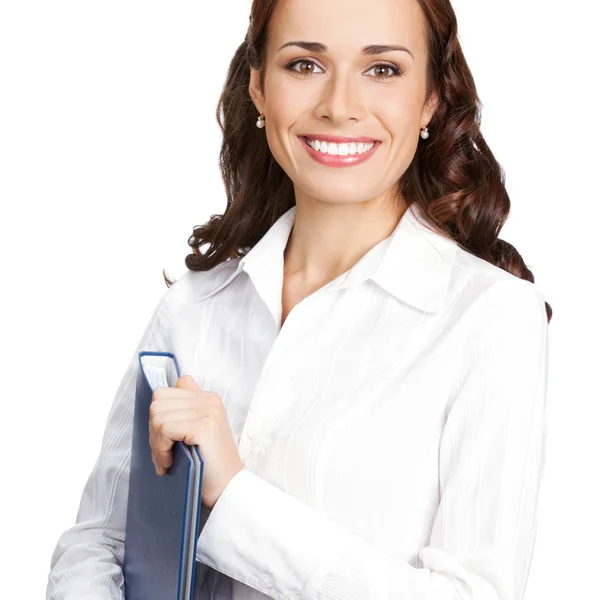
[[298, 135, 380, 168], [299, 133, 379, 143]]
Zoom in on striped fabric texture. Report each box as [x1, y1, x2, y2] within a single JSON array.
[[47, 203, 550, 600]]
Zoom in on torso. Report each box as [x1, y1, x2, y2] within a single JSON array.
[[168, 241, 546, 600]]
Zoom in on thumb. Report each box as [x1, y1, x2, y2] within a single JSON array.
[[175, 374, 202, 391]]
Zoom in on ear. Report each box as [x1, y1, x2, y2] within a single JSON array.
[[249, 67, 265, 113], [421, 90, 440, 127]]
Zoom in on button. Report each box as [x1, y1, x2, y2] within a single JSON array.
[[258, 573, 273, 589], [283, 592, 300, 600]]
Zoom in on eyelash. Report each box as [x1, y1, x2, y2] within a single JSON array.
[[284, 58, 405, 81]]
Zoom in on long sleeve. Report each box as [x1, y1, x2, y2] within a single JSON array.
[[46, 285, 174, 600], [196, 279, 550, 600]]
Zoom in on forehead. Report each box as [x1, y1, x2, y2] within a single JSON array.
[[268, 0, 427, 59]]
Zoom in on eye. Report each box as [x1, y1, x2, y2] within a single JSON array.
[[364, 63, 405, 81], [283, 59, 405, 81], [284, 59, 324, 76]]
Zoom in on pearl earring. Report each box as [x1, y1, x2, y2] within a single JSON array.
[[256, 111, 266, 129], [420, 125, 429, 139]]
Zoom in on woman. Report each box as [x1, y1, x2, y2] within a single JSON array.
[[46, 0, 552, 599]]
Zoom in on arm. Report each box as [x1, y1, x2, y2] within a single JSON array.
[[46, 285, 174, 600], [196, 279, 550, 600]]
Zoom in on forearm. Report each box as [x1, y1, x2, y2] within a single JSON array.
[[46, 522, 125, 600]]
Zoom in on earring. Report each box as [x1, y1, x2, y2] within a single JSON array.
[[420, 125, 429, 139], [256, 111, 266, 129]]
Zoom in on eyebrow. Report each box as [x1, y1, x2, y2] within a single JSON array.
[[277, 40, 415, 61]]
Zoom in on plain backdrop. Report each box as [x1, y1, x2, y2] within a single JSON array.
[[1, 0, 597, 596]]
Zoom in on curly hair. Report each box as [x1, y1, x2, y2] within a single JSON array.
[[164, 0, 552, 323]]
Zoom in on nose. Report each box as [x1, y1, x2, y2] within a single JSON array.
[[315, 68, 367, 126]]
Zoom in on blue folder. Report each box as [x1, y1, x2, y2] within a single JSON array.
[[123, 351, 205, 600]]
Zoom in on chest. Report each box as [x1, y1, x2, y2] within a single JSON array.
[[280, 271, 333, 330], [171, 277, 472, 556]]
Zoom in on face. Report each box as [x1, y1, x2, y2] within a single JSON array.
[[249, 0, 438, 211]]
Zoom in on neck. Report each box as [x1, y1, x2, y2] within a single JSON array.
[[283, 192, 407, 288]]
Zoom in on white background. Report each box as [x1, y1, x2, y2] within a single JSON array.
[[1, 0, 597, 597]]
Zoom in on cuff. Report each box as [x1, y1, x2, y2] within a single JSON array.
[[196, 468, 348, 599]]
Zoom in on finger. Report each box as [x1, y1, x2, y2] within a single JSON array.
[[175, 374, 202, 391], [150, 394, 200, 416], [152, 418, 209, 471], [152, 407, 207, 424], [153, 431, 175, 473], [149, 409, 208, 472]]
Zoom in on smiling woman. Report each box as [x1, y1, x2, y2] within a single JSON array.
[[186, 0, 552, 321], [46, 1, 552, 600]]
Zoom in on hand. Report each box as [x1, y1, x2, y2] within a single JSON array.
[[148, 374, 245, 510]]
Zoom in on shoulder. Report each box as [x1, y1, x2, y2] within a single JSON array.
[[441, 247, 550, 386], [156, 258, 243, 356], [449, 244, 548, 329], [163, 257, 244, 311]]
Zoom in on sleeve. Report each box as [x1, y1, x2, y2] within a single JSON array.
[[45, 283, 175, 600], [195, 278, 550, 600]]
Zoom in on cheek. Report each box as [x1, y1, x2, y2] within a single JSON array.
[[264, 71, 313, 122], [370, 74, 425, 125], [262, 82, 314, 162], [375, 99, 423, 161], [373, 87, 421, 126], [263, 107, 295, 162]]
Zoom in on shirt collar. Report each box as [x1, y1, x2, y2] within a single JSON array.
[[194, 203, 457, 315]]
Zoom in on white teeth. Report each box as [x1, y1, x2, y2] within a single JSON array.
[[305, 138, 375, 156]]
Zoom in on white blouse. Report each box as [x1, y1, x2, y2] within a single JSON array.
[[46, 203, 550, 600]]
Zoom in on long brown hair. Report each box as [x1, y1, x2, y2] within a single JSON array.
[[163, 0, 553, 323]]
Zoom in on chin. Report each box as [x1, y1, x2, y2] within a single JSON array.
[[298, 182, 380, 206]]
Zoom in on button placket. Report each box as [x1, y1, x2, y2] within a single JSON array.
[[240, 290, 316, 474]]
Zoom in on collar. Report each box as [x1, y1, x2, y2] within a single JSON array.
[[194, 203, 457, 315]]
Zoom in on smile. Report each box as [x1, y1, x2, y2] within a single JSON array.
[[298, 135, 380, 168]]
